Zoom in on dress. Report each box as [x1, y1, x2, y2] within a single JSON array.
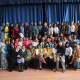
[[1, 43, 8, 69]]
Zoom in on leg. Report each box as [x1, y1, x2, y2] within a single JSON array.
[[56, 55, 59, 70], [61, 56, 65, 72]]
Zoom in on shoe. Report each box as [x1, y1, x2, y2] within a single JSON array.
[[54, 69, 58, 72], [40, 68, 42, 70], [62, 70, 65, 73], [19, 70, 21, 72]]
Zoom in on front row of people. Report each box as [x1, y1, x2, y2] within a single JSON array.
[[1, 39, 80, 73]]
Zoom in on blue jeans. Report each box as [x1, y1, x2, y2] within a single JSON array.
[[17, 58, 25, 63]]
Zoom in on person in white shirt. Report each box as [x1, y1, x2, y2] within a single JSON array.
[[70, 22, 76, 35], [18, 38, 23, 49], [40, 37, 45, 48], [65, 42, 72, 68], [32, 38, 39, 48], [53, 24, 59, 37], [52, 44, 57, 69], [48, 24, 53, 35]]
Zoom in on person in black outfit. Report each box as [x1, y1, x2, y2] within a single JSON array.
[[24, 22, 29, 37], [7, 39, 15, 72], [9, 23, 14, 38], [17, 45, 27, 72]]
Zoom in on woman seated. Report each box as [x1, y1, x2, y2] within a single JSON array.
[[36, 45, 46, 70], [43, 43, 53, 70], [17, 45, 27, 72]]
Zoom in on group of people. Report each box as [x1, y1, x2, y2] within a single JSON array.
[[0, 21, 80, 73]]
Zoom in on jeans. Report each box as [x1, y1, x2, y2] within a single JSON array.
[[56, 55, 65, 70], [17, 58, 25, 63]]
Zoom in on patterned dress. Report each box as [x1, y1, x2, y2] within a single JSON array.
[[1, 43, 8, 69]]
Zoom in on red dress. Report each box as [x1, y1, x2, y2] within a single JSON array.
[[12, 27, 19, 39]]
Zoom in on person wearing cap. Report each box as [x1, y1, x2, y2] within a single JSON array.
[[4, 22, 9, 40], [55, 41, 66, 73], [65, 42, 72, 68]]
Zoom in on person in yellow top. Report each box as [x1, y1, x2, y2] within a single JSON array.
[[4, 23, 9, 40], [43, 43, 53, 70]]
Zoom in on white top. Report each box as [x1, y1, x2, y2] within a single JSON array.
[[53, 27, 59, 34], [40, 42, 45, 48], [70, 25, 76, 32], [65, 47, 72, 56], [49, 27, 53, 35], [18, 41, 23, 49], [52, 48, 57, 62], [32, 42, 39, 47]]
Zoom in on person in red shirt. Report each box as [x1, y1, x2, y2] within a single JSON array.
[[14, 38, 19, 48]]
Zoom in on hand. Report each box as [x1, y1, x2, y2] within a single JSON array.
[[55, 53, 57, 55], [44, 32, 46, 34], [17, 55, 20, 58], [21, 58, 24, 60], [19, 59, 21, 62], [58, 53, 61, 55], [6, 52, 8, 54], [68, 56, 71, 59]]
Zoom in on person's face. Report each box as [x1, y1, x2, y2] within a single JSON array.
[[25, 23, 28, 26], [57, 22, 59, 25], [39, 35, 41, 39], [20, 38, 22, 41], [44, 23, 46, 26], [59, 42, 62, 46], [51, 23, 53, 26], [77, 21, 79, 24], [47, 38, 49, 42], [49, 24, 51, 27], [39, 22, 41, 25], [73, 43, 76, 47], [74, 23, 76, 26], [31, 22, 33, 25], [22, 46, 25, 49], [38, 45, 41, 49], [66, 43, 69, 47], [64, 37, 66, 41], [50, 35, 52, 38], [74, 36, 76, 39], [2, 39, 5, 43], [2, 23, 5, 26], [6, 41, 9, 45], [42, 37, 45, 42], [29, 36, 32, 40], [16, 24, 18, 27], [61, 22, 63, 26], [11, 24, 13, 27], [29, 45, 32, 49], [54, 45, 57, 48], [12, 40, 14, 44], [16, 39, 18, 42], [7, 24, 9, 27], [16, 46, 20, 50], [54, 24, 56, 27], [34, 23, 36, 26], [71, 22, 73, 25], [23, 37, 25, 41], [35, 38, 38, 42], [26, 38, 28, 41], [51, 38, 54, 42], [21, 23, 23, 26]]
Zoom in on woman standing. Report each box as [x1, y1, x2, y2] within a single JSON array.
[[1, 39, 8, 69], [12, 24, 19, 39], [17, 45, 27, 72], [4, 23, 9, 40]]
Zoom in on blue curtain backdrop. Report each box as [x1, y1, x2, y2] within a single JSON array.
[[45, 3, 80, 24], [0, 3, 80, 25], [0, 4, 43, 26]]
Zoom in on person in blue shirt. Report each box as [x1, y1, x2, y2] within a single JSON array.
[[50, 38, 56, 48], [65, 22, 71, 37], [0, 23, 5, 41], [19, 23, 24, 38]]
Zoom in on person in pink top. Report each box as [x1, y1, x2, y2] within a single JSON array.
[[28, 36, 33, 44], [23, 37, 30, 49], [12, 24, 19, 39]]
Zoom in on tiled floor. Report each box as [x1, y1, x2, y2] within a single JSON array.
[[0, 68, 80, 80]]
